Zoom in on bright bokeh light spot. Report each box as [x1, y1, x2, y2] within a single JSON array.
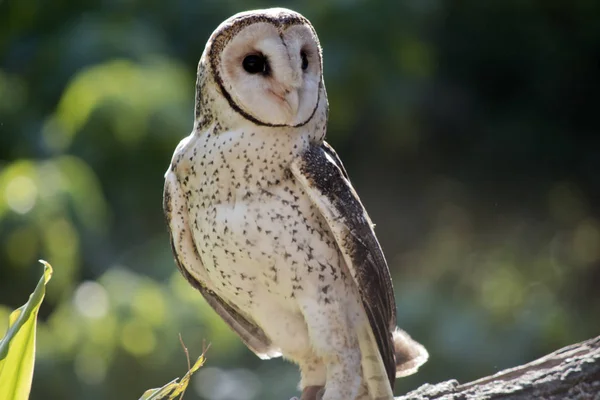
[[5, 175, 37, 214], [481, 266, 524, 317], [194, 367, 261, 400], [74, 281, 109, 319], [36, 163, 63, 199], [43, 218, 80, 299], [87, 314, 118, 348], [132, 281, 166, 327], [100, 266, 139, 306], [74, 348, 107, 385], [47, 304, 81, 355], [120, 319, 156, 356], [44, 218, 78, 261]]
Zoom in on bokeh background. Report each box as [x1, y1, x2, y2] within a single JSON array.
[[1, 0, 599, 399]]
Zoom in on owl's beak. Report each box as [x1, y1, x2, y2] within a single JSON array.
[[270, 87, 299, 118], [284, 89, 299, 116]]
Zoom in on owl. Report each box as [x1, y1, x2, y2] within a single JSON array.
[[163, 8, 428, 400]]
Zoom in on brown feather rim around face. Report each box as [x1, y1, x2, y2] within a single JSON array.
[[207, 11, 323, 128]]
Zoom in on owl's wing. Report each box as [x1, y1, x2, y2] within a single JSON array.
[[321, 141, 350, 180], [164, 167, 281, 360], [291, 142, 397, 396]]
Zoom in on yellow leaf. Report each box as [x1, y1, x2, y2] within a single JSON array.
[[0, 260, 53, 400], [139, 353, 206, 400], [140, 378, 180, 400]]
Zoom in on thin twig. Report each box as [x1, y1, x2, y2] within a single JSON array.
[[202, 339, 211, 358], [178, 333, 191, 400]]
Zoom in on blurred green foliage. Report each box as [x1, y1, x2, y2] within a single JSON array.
[[1, 0, 599, 399]]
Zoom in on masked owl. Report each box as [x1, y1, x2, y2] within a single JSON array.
[[163, 8, 428, 400]]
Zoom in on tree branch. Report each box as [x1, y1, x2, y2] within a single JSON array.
[[397, 335, 600, 400]]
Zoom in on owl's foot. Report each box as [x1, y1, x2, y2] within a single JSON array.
[[314, 387, 325, 400], [296, 385, 324, 400]]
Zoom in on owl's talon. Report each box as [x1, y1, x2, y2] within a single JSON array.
[[315, 387, 325, 400], [299, 385, 325, 400]]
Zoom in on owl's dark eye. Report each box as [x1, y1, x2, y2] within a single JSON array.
[[301, 51, 309, 70], [243, 54, 269, 74]]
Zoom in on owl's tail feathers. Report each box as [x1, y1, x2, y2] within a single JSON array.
[[393, 328, 429, 378], [357, 324, 396, 400]]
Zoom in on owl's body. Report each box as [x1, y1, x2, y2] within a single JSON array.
[[164, 8, 427, 400], [172, 125, 366, 394]]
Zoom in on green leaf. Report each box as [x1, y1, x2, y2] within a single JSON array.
[[0, 260, 53, 400], [139, 353, 206, 400]]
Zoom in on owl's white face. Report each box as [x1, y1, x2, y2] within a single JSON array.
[[216, 21, 322, 127]]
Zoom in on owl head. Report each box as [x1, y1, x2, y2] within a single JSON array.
[[195, 8, 328, 130]]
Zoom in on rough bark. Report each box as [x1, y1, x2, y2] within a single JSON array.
[[397, 335, 600, 400]]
